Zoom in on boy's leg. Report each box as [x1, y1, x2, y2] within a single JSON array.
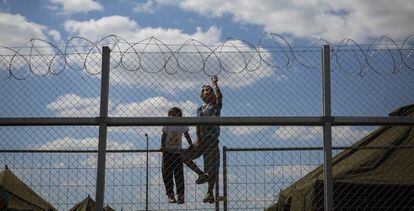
[[184, 160, 203, 175], [181, 146, 204, 175], [182, 144, 209, 184], [162, 152, 175, 196], [205, 146, 220, 194], [174, 153, 185, 196], [203, 136, 220, 203]]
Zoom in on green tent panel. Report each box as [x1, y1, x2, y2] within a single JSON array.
[[0, 167, 57, 211], [267, 104, 414, 210], [69, 195, 96, 211]]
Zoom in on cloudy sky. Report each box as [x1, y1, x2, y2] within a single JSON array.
[[1, 0, 414, 46], [1, 0, 414, 210]]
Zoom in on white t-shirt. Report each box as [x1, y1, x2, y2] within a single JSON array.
[[162, 126, 189, 150]]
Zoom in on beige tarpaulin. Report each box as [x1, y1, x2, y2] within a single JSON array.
[[267, 104, 414, 211], [0, 167, 57, 211], [69, 195, 96, 211]]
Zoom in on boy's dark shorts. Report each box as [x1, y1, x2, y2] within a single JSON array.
[[182, 135, 220, 175]]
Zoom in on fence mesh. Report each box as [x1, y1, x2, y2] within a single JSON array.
[[0, 126, 98, 211], [330, 125, 414, 210], [0, 34, 413, 210]]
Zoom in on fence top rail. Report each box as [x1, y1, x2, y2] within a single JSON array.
[[0, 116, 413, 126]]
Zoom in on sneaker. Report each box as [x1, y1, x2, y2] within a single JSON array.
[[203, 192, 215, 204], [168, 194, 177, 203], [177, 193, 185, 204], [195, 173, 208, 184]]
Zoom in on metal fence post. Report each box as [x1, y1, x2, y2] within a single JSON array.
[[145, 134, 149, 211], [322, 45, 333, 211], [223, 146, 228, 211], [215, 173, 220, 210], [215, 145, 222, 211], [96, 46, 111, 211]]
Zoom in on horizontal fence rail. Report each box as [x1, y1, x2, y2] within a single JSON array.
[[2, 116, 414, 126]]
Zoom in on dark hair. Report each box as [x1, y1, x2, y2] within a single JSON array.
[[200, 85, 214, 98], [168, 107, 182, 116]]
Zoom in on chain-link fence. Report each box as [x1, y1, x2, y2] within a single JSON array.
[[0, 34, 414, 210]]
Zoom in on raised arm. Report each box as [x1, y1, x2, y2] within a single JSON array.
[[211, 75, 222, 105]]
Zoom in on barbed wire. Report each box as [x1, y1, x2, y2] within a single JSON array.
[[0, 33, 413, 80]]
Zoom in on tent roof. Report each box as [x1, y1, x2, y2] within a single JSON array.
[[268, 104, 414, 210], [0, 167, 56, 210], [69, 195, 96, 211], [103, 204, 116, 211]]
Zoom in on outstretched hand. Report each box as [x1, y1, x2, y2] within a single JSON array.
[[211, 75, 218, 86]]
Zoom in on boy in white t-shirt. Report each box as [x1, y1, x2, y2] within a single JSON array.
[[161, 107, 207, 204]]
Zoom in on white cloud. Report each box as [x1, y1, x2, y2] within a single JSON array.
[[0, 12, 62, 55], [274, 126, 322, 140], [64, 15, 221, 45], [0, 13, 47, 46], [108, 49, 274, 93], [49, 0, 103, 14], [82, 152, 160, 168], [114, 96, 198, 117], [273, 126, 372, 145], [63, 16, 281, 92], [0, 13, 63, 78], [35, 136, 158, 169], [107, 126, 200, 148], [107, 45, 274, 93], [52, 162, 65, 168], [133, 0, 157, 14], [35, 137, 134, 150], [108, 126, 161, 137], [159, 0, 414, 42], [48, 29, 61, 42], [47, 94, 199, 117], [0, 12, 49, 78], [264, 164, 317, 180], [331, 126, 374, 145], [47, 94, 113, 117], [227, 126, 270, 136]]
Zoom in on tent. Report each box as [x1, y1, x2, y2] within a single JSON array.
[[0, 166, 57, 211], [69, 195, 96, 211], [267, 104, 414, 210], [103, 204, 115, 211], [69, 195, 117, 211]]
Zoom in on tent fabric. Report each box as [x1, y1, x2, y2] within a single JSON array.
[[69, 196, 116, 211], [0, 168, 57, 211], [69, 195, 96, 211], [267, 104, 414, 211], [103, 204, 116, 211], [312, 181, 414, 210]]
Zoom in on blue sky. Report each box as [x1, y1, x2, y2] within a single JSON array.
[[1, 0, 414, 210], [1, 0, 414, 46]]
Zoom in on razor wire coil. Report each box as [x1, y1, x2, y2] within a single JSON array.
[[0, 33, 413, 80]]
